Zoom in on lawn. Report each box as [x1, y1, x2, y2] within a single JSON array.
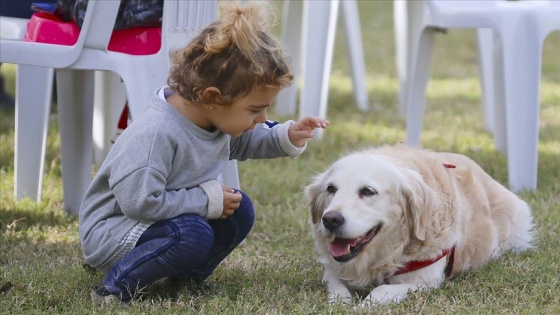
[[1, 1, 559, 314]]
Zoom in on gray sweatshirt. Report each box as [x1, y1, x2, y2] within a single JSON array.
[[79, 88, 305, 272]]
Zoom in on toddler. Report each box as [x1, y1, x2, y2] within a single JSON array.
[[79, 0, 329, 303]]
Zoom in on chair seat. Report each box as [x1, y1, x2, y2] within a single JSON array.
[[24, 12, 161, 55]]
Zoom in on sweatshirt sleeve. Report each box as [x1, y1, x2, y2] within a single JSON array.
[[229, 120, 306, 160], [111, 166, 223, 222]]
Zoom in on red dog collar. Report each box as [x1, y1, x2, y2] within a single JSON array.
[[393, 246, 456, 278]]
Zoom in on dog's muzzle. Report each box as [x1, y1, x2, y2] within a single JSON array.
[[322, 211, 345, 232], [321, 211, 382, 263]]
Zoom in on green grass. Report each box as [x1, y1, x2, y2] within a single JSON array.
[[1, 1, 559, 313]]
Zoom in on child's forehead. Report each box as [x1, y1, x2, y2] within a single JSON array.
[[253, 84, 281, 92], [231, 86, 280, 107], [246, 85, 281, 98]]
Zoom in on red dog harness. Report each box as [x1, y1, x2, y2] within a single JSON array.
[[393, 246, 456, 278]]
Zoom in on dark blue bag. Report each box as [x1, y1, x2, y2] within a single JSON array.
[[52, 0, 163, 30]]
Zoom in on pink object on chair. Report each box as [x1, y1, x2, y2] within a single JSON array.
[[24, 11, 161, 55]]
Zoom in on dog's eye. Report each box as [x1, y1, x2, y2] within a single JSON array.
[[326, 184, 337, 194], [359, 186, 378, 198]]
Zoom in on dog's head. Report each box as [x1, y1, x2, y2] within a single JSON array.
[[305, 152, 442, 263]]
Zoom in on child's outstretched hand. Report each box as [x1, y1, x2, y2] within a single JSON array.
[[288, 116, 329, 147], [221, 185, 241, 219]]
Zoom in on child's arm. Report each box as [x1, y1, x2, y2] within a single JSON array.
[[229, 117, 329, 160], [110, 168, 224, 222]]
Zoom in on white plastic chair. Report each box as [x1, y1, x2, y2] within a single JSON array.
[[1, 0, 240, 215], [276, 0, 368, 138], [0, 16, 29, 40], [0, 0, 118, 214], [396, 0, 560, 192], [394, 2, 497, 133]]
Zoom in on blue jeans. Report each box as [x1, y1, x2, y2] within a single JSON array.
[[101, 190, 255, 301]]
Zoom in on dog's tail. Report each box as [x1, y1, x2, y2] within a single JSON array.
[[503, 200, 534, 253]]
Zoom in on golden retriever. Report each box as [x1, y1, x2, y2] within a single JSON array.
[[305, 145, 533, 305]]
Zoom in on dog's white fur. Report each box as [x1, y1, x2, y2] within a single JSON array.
[[305, 145, 533, 306]]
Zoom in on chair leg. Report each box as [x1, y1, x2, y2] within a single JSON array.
[[221, 160, 241, 190], [299, 0, 339, 139], [119, 59, 167, 122], [276, 0, 303, 116], [405, 28, 436, 147], [498, 31, 541, 192], [341, 0, 369, 111], [492, 34, 508, 153], [393, 0, 408, 115], [14, 65, 53, 201], [57, 69, 95, 215], [92, 70, 126, 167], [476, 28, 495, 134]]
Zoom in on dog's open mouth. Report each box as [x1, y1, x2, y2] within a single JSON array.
[[329, 224, 382, 262]]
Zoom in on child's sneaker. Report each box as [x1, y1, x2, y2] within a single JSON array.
[[191, 278, 217, 293], [91, 285, 130, 305], [165, 277, 218, 294]]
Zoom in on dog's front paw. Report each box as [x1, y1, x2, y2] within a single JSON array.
[[353, 296, 393, 312], [364, 291, 398, 305], [361, 284, 414, 305], [352, 298, 386, 311], [325, 277, 353, 305]]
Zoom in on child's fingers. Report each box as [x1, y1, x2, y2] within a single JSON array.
[[220, 208, 235, 219], [299, 117, 329, 129], [290, 130, 312, 140]]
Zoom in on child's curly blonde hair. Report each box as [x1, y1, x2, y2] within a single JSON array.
[[168, 0, 293, 106]]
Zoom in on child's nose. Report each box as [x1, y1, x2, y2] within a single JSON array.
[[256, 110, 267, 123]]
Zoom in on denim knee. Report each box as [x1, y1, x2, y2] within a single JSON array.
[[226, 190, 255, 239], [171, 215, 215, 266]]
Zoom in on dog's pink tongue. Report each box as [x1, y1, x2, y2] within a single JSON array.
[[329, 238, 358, 257]]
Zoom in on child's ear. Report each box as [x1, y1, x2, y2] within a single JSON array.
[[201, 87, 221, 104]]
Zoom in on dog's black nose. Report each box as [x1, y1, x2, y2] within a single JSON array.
[[322, 211, 344, 231]]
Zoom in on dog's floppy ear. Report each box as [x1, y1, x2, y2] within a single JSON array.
[[304, 174, 329, 224], [399, 169, 442, 242]]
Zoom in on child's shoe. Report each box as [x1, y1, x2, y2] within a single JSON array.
[[91, 285, 130, 305], [166, 277, 218, 294]]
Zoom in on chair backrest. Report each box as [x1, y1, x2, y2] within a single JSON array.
[[79, 0, 120, 51], [162, 0, 217, 54]]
